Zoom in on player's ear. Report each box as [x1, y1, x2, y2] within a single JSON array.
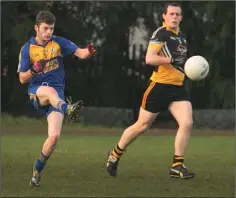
[[162, 13, 166, 21], [34, 25, 38, 32]]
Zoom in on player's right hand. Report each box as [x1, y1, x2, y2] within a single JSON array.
[[171, 56, 186, 67], [30, 60, 47, 75]]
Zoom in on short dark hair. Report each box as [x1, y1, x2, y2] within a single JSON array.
[[35, 10, 56, 26], [163, 2, 182, 15]]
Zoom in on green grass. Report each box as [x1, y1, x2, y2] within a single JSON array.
[[1, 114, 117, 130], [1, 115, 235, 197], [2, 134, 234, 197]]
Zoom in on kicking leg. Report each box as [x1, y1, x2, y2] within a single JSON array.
[[168, 101, 195, 179], [106, 107, 158, 177], [36, 86, 83, 120], [30, 111, 63, 187]]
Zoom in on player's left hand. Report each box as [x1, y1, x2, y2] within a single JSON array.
[[87, 43, 96, 55]]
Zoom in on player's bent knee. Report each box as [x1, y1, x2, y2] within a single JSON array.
[[36, 86, 59, 103], [135, 121, 150, 134], [49, 133, 60, 140], [179, 120, 193, 130], [47, 87, 58, 96], [48, 134, 60, 147], [40, 86, 58, 97]]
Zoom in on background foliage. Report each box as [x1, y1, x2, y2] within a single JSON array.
[[1, 1, 235, 116]]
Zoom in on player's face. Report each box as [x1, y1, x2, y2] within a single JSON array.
[[35, 23, 54, 41], [163, 6, 182, 29]]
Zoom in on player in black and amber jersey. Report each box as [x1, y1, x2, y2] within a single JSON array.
[[147, 21, 187, 85], [106, 3, 195, 179]]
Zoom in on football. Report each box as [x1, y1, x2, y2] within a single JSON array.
[[184, 55, 209, 81]]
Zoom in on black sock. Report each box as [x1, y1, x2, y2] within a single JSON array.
[[172, 155, 184, 167], [111, 144, 125, 159]]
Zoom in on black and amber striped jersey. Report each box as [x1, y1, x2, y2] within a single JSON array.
[[147, 22, 188, 86]]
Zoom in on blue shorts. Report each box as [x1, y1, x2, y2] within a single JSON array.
[[28, 84, 65, 117]]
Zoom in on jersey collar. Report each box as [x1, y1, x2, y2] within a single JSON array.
[[30, 36, 53, 47], [162, 22, 180, 35]]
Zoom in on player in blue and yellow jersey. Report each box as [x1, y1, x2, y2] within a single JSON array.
[[17, 10, 96, 187], [106, 3, 195, 179]]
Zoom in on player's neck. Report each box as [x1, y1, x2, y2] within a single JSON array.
[[170, 27, 179, 32], [163, 22, 179, 34], [35, 36, 47, 46]]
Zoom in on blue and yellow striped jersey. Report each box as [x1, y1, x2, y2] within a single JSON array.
[[17, 35, 78, 89]]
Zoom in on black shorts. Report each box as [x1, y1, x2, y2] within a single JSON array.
[[141, 81, 190, 113]]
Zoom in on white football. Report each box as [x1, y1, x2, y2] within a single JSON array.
[[184, 55, 209, 81]]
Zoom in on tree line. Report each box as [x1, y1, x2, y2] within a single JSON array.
[[1, 1, 235, 116]]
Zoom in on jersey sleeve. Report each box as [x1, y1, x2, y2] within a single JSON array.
[[148, 28, 166, 51], [17, 45, 30, 73], [55, 36, 79, 57]]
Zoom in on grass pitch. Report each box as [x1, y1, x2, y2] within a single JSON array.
[[1, 116, 235, 197]]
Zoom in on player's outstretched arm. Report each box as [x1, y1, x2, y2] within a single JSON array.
[[74, 43, 96, 59]]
